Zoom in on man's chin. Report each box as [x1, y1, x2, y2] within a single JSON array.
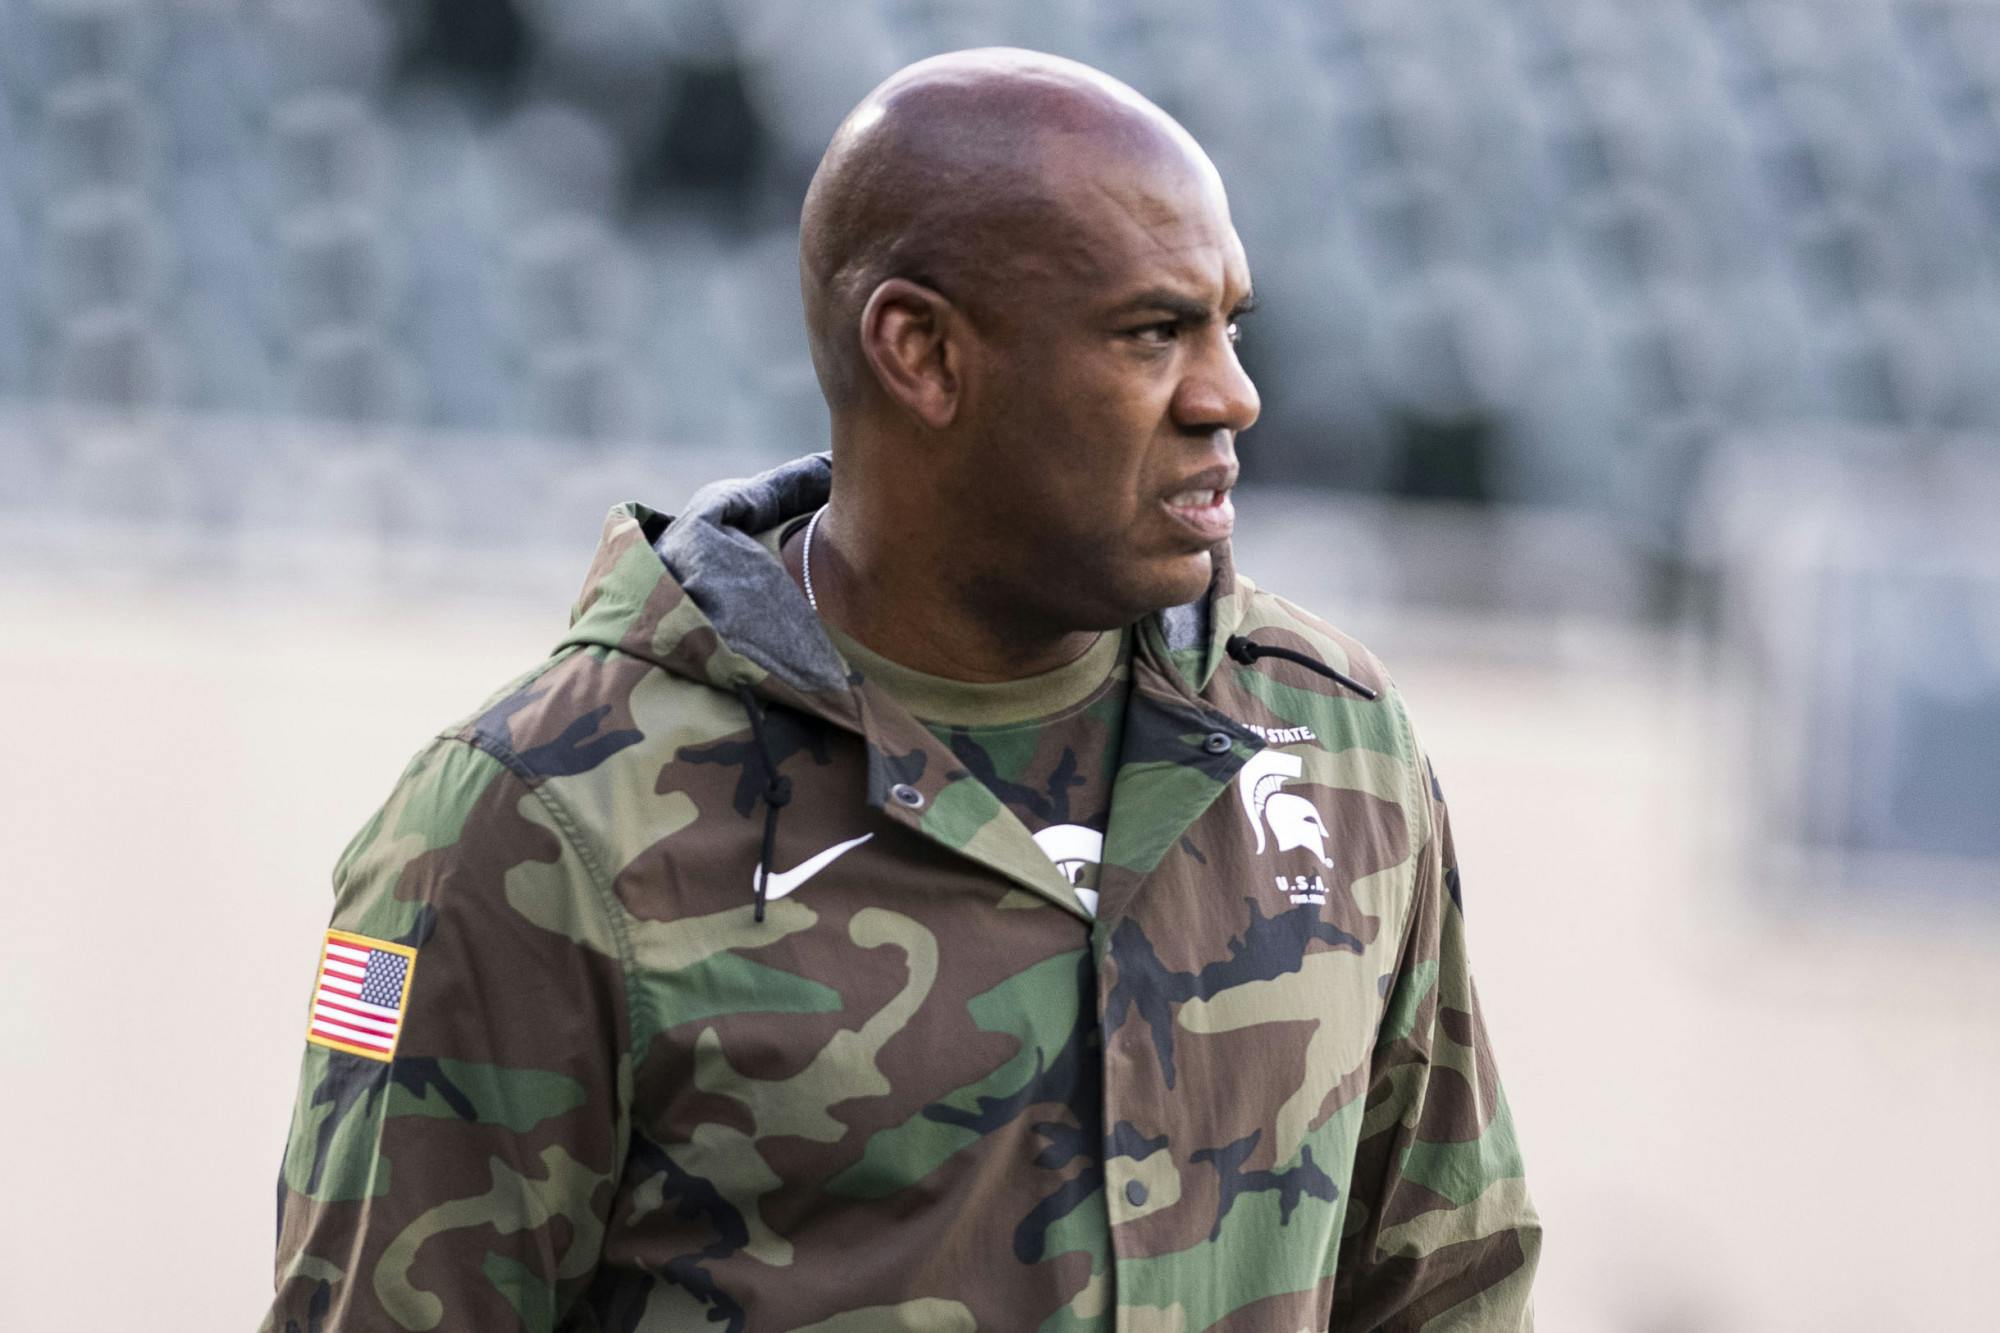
[[1027, 548, 1217, 632], [1134, 548, 1216, 615]]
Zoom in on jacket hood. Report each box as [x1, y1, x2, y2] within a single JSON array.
[[557, 452, 1252, 708]]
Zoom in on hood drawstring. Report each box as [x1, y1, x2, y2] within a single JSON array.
[[1224, 634, 1380, 701], [734, 683, 794, 922]]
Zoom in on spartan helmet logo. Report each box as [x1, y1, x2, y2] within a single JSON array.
[[1236, 749, 1333, 868], [1032, 823, 1104, 916], [1032, 823, 1104, 886]]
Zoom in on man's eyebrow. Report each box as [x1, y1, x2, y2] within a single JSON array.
[[1111, 288, 1258, 322]]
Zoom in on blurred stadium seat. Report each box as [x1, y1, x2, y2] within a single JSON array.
[[0, 0, 1992, 506]]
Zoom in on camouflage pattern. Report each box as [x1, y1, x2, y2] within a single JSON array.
[[267, 455, 1538, 1331], [843, 625, 1130, 895]]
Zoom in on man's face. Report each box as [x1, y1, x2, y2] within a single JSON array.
[[946, 141, 1260, 633]]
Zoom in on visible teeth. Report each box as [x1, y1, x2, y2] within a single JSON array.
[[1169, 489, 1217, 508]]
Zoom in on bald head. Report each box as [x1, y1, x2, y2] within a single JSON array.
[[799, 48, 1224, 410]]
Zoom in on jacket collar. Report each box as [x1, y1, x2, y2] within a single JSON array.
[[556, 453, 1264, 920], [560, 451, 1249, 702]]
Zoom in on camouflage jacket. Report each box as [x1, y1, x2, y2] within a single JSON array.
[[268, 454, 1538, 1332]]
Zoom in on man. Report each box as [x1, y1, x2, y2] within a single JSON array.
[[268, 48, 1538, 1332]]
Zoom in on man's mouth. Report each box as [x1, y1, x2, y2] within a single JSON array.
[[1163, 485, 1235, 542]]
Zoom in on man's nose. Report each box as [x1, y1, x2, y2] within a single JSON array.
[[1173, 330, 1261, 436]]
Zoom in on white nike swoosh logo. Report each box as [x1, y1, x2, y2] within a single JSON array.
[[756, 833, 874, 902]]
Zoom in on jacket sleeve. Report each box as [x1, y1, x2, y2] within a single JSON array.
[[1331, 747, 1540, 1331], [264, 739, 632, 1333]]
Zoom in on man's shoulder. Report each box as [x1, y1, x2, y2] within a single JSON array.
[[1226, 571, 1400, 704], [339, 641, 730, 887], [373, 641, 722, 829], [434, 640, 718, 770], [1221, 572, 1439, 846]]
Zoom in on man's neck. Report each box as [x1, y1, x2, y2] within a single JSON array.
[[784, 504, 1103, 683]]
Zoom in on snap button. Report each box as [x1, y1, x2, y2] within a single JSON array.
[[1202, 731, 1233, 754], [1125, 1181, 1149, 1207], [890, 782, 925, 809]]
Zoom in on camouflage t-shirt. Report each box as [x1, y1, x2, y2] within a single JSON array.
[[829, 624, 1132, 916], [760, 515, 1132, 913]]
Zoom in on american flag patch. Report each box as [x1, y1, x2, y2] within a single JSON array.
[[306, 930, 417, 1062]]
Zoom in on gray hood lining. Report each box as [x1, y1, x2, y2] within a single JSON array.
[[651, 452, 851, 693], [1160, 599, 1208, 656]]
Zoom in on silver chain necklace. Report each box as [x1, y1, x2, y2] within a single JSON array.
[[800, 505, 827, 613]]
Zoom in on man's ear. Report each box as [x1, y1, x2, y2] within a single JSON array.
[[858, 278, 963, 430]]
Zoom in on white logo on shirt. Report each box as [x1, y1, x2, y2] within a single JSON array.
[[757, 833, 874, 901], [1033, 823, 1103, 917]]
